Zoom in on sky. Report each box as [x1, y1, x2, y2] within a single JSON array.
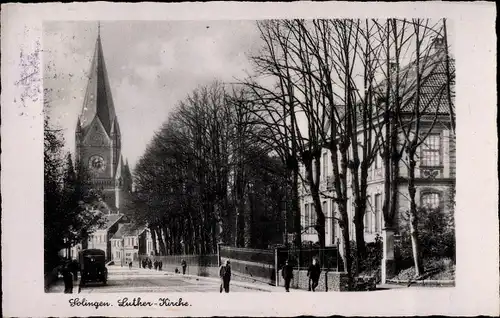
[[43, 20, 263, 170], [43, 19, 454, 172]]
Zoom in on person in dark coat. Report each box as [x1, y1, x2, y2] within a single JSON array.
[[281, 260, 294, 292], [307, 258, 321, 292], [219, 260, 231, 293], [181, 259, 187, 275], [70, 259, 79, 281], [62, 264, 74, 294], [129, 261, 132, 269], [148, 259, 152, 269], [159, 260, 163, 271]]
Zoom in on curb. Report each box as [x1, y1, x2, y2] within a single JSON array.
[[386, 279, 455, 287]]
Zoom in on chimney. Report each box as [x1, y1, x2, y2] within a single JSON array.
[[431, 37, 446, 54]]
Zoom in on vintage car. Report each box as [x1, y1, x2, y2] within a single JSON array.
[[78, 249, 108, 285]]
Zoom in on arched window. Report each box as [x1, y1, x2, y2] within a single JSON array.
[[421, 191, 442, 209]]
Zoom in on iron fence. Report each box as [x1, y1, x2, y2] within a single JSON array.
[[277, 246, 339, 271]]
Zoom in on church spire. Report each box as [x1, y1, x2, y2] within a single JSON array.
[[79, 21, 117, 136]]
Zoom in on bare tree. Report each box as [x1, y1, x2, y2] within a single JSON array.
[[396, 19, 453, 276]]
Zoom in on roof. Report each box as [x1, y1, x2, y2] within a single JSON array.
[[100, 213, 124, 230], [78, 32, 117, 137], [394, 49, 455, 115], [325, 44, 455, 133], [111, 223, 146, 239]]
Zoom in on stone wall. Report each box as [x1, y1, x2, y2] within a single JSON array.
[[277, 269, 349, 292]]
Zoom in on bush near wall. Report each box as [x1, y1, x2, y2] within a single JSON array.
[[396, 206, 456, 271]]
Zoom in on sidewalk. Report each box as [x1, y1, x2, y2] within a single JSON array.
[[131, 265, 306, 292], [47, 276, 81, 294]]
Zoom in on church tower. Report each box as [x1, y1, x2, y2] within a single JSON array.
[[75, 23, 132, 213]]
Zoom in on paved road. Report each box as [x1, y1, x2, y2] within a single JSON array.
[[48, 266, 269, 293]]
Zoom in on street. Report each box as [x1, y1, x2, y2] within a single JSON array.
[[48, 265, 277, 293]]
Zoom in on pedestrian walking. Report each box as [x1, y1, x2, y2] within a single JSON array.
[[307, 258, 321, 292], [148, 259, 152, 270], [181, 259, 187, 275], [62, 264, 74, 294], [159, 260, 163, 271], [281, 260, 294, 292], [219, 260, 231, 293], [129, 261, 132, 269]]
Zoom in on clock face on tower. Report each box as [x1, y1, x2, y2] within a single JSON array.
[[89, 155, 106, 173]]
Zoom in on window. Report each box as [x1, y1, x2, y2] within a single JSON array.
[[322, 201, 328, 237], [310, 205, 317, 234], [421, 192, 441, 209], [375, 194, 382, 232], [365, 197, 372, 233], [312, 162, 317, 183], [301, 205, 305, 229], [375, 151, 382, 169], [322, 153, 328, 180], [421, 134, 441, 166], [304, 204, 310, 234]]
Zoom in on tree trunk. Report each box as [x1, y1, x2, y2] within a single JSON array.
[[243, 191, 252, 248], [408, 152, 424, 276], [305, 158, 326, 248], [354, 164, 369, 271], [292, 167, 302, 248], [354, 211, 365, 274], [340, 210, 354, 289], [150, 226, 158, 256], [311, 190, 326, 248], [157, 226, 167, 256]]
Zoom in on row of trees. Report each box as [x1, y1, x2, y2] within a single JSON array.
[[131, 19, 455, 285], [130, 83, 290, 255], [44, 104, 105, 271], [241, 19, 455, 282]]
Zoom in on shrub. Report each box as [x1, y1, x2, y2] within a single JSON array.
[[345, 235, 383, 283], [396, 206, 455, 271]]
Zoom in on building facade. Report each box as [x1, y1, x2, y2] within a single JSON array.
[[110, 223, 146, 265], [298, 38, 455, 248]]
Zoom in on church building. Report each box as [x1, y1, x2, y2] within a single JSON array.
[[73, 24, 134, 260], [75, 24, 133, 213]]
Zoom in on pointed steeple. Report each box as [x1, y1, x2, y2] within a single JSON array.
[[79, 21, 117, 136]]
